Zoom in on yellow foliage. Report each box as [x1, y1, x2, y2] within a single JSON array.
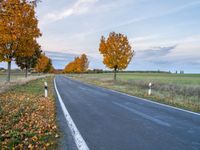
[[99, 32, 134, 71], [64, 54, 89, 73], [0, 0, 41, 62], [34, 54, 49, 73]]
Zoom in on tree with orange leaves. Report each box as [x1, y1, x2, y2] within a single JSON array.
[[99, 32, 134, 80], [64, 61, 76, 73], [64, 54, 89, 73], [34, 54, 50, 73], [15, 41, 41, 77], [0, 0, 41, 81], [80, 54, 89, 72]]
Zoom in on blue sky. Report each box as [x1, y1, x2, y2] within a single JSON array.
[[1, 0, 200, 73]]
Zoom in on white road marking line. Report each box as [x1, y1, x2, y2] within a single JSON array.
[[113, 101, 171, 127], [54, 78, 89, 150], [65, 76, 200, 116]]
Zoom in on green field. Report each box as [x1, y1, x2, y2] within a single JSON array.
[[67, 73, 200, 112], [70, 73, 200, 86], [0, 74, 24, 82]]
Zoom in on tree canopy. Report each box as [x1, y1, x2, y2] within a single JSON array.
[[99, 32, 134, 80], [34, 53, 53, 73], [0, 0, 41, 81], [64, 54, 89, 73]]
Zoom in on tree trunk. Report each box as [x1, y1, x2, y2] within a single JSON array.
[[7, 61, 11, 82], [114, 67, 117, 81], [25, 66, 28, 78]]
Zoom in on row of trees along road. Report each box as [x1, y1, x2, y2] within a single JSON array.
[[64, 54, 89, 73], [0, 0, 52, 81], [63, 32, 134, 80], [99, 32, 134, 80], [35, 53, 54, 74]]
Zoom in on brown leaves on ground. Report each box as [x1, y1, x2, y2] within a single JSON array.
[[0, 92, 58, 149]]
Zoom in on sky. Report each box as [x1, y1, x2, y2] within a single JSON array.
[[1, 0, 200, 73]]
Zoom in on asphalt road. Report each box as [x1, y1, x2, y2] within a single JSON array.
[[55, 75, 200, 150]]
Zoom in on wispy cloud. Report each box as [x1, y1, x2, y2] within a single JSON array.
[[39, 0, 200, 46], [136, 45, 176, 61], [131, 34, 200, 51], [114, 1, 200, 29], [130, 35, 158, 42], [44, 51, 103, 69], [42, 0, 99, 23], [63, 0, 200, 37]]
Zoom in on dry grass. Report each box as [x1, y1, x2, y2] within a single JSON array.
[[0, 75, 49, 94], [67, 73, 200, 112]]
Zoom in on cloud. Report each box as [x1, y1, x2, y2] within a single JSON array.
[[45, 51, 104, 69], [42, 0, 98, 23], [62, 0, 200, 36], [163, 1, 200, 16], [45, 51, 79, 61], [130, 34, 200, 72], [133, 34, 200, 61], [41, 0, 198, 47], [115, 1, 200, 29], [166, 42, 200, 61], [136, 45, 176, 61], [45, 51, 80, 69], [131, 34, 200, 51], [130, 35, 158, 43]]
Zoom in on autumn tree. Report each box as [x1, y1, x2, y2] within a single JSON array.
[[64, 57, 81, 73], [99, 32, 134, 80], [44, 58, 53, 73], [0, 0, 41, 82], [34, 53, 54, 74], [34, 54, 50, 73], [64, 61, 76, 73], [74, 57, 82, 73], [80, 54, 89, 72], [15, 42, 41, 77], [64, 54, 89, 73]]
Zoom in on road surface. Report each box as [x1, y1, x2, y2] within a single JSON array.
[[55, 76, 200, 150]]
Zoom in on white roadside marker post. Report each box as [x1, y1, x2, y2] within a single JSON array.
[[148, 82, 152, 96], [44, 82, 48, 97]]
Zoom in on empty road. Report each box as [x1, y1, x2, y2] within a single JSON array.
[[55, 76, 200, 150]]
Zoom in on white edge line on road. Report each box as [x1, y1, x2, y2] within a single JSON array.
[[65, 76, 200, 116], [54, 78, 89, 150]]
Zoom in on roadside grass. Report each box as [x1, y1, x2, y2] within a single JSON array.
[[0, 73, 41, 82], [0, 76, 59, 149], [67, 73, 200, 112]]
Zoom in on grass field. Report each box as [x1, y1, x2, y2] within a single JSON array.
[[0, 73, 41, 82], [0, 74, 23, 82], [67, 73, 200, 112]]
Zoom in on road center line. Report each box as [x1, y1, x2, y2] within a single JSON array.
[[113, 101, 171, 127], [54, 78, 89, 150]]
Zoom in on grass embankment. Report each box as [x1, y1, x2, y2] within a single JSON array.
[[0, 76, 59, 149], [68, 73, 200, 112], [0, 73, 43, 83]]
